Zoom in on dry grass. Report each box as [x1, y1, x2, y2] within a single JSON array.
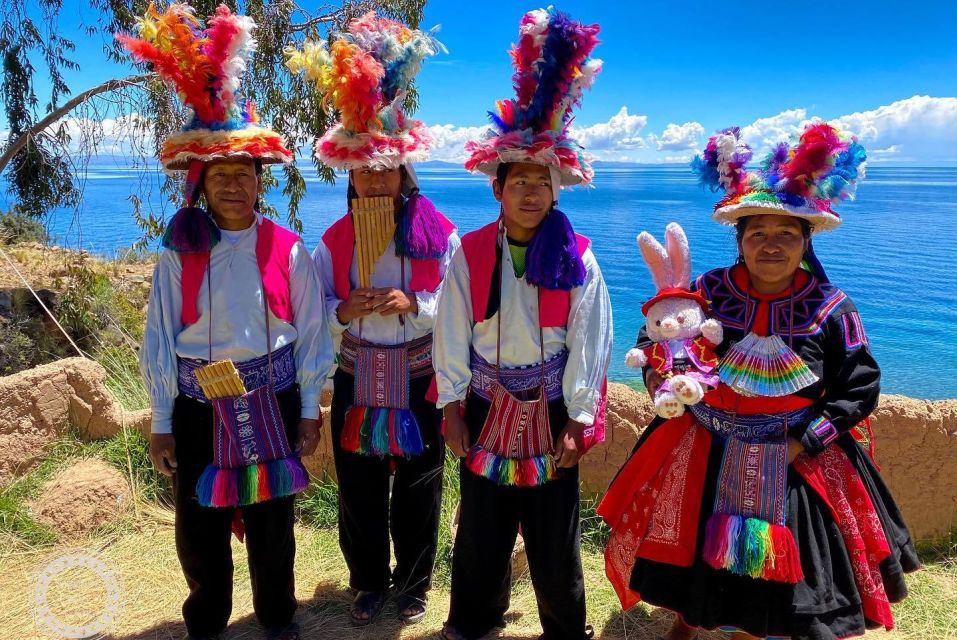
[[3, 507, 952, 640]]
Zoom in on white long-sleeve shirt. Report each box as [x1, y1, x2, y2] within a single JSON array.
[[140, 215, 336, 434], [433, 229, 613, 425], [313, 231, 461, 348]]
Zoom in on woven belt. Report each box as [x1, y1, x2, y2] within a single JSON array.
[[338, 331, 434, 379], [689, 402, 812, 442], [177, 343, 296, 403], [468, 348, 567, 403]]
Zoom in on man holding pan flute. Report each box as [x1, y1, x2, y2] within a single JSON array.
[[129, 6, 334, 639], [286, 13, 456, 626]]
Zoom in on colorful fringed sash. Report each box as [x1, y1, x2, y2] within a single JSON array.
[[338, 331, 433, 458], [690, 403, 811, 583], [196, 384, 309, 507]]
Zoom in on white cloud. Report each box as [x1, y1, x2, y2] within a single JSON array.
[[569, 106, 648, 152], [738, 109, 808, 151], [423, 105, 650, 163], [653, 121, 705, 151], [830, 96, 957, 163], [735, 96, 957, 164], [424, 123, 487, 163]]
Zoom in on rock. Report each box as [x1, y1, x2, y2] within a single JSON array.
[[0, 357, 150, 485], [31, 458, 131, 537], [578, 383, 653, 495]]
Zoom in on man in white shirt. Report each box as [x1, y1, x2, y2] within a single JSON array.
[[433, 9, 611, 640], [125, 6, 333, 639]]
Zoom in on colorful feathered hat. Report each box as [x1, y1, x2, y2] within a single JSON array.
[[285, 12, 444, 171], [118, 3, 293, 172], [464, 7, 602, 188], [692, 124, 867, 232]]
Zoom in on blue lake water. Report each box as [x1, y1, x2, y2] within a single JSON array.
[[5, 164, 956, 399]]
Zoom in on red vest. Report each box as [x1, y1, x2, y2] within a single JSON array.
[[459, 220, 590, 328], [321, 211, 457, 299], [180, 217, 300, 325]]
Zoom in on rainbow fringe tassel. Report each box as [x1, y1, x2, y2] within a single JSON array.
[[717, 333, 819, 397], [196, 457, 309, 508], [702, 513, 804, 583], [341, 405, 425, 458], [465, 445, 557, 487]]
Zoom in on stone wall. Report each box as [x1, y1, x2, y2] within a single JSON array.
[[2, 362, 954, 541]]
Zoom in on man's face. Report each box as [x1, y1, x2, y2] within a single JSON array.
[[202, 158, 260, 226], [493, 163, 553, 234], [350, 166, 403, 201]]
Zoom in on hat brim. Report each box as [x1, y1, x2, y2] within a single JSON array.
[[316, 122, 432, 170], [162, 126, 293, 171], [713, 201, 841, 233]]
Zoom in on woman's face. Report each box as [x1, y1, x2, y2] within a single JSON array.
[[350, 166, 403, 201], [738, 214, 808, 292]]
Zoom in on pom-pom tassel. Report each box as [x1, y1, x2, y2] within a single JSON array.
[[526, 207, 586, 290], [162, 207, 221, 253], [341, 406, 365, 452]]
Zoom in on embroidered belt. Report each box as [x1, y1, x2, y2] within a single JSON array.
[[177, 343, 296, 403], [468, 348, 567, 403], [689, 403, 812, 443], [338, 331, 434, 379]]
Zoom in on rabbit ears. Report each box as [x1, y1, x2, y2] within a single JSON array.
[[637, 222, 692, 290]]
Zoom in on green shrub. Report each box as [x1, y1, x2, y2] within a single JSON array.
[[0, 211, 48, 244]]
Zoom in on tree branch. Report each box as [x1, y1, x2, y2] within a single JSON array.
[[0, 73, 152, 174]]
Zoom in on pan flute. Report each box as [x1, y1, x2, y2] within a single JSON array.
[[352, 196, 396, 288], [195, 360, 247, 399]]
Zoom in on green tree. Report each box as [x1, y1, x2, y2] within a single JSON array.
[[0, 0, 425, 241]]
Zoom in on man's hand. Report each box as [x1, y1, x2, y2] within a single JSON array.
[[368, 288, 417, 316], [150, 433, 178, 477], [336, 288, 375, 324], [644, 369, 664, 400], [443, 402, 470, 458], [787, 437, 805, 464], [554, 419, 586, 469], [296, 417, 321, 457]]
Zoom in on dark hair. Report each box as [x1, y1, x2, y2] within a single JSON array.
[[495, 162, 513, 186], [735, 216, 811, 243]]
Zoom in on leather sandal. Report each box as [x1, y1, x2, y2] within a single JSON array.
[[350, 590, 387, 626], [396, 592, 427, 624]]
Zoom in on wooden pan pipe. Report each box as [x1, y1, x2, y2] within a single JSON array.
[[352, 196, 396, 288], [194, 360, 247, 399]]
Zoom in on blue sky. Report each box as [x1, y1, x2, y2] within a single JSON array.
[[6, 0, 957, 164]]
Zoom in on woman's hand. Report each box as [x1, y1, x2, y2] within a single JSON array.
[[787, 437, 805, 464], [644, 369, 664, 399]]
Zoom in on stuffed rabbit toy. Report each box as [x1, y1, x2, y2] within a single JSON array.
[[625, 223, 723, 418]]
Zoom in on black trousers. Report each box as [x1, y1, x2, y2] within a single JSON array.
[[330, 368, 444, 597], [446, 395, 587, 640], [171, 387, 300, 638]]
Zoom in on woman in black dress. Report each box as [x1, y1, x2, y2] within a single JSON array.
[[599, 124, 919, 640]]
